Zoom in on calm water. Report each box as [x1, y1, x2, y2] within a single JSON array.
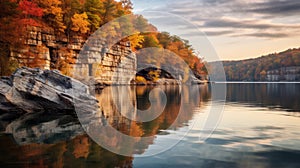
[[0, 83, 300, 167]]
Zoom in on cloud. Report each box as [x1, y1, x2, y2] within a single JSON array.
[[204, 30, 235, 36], [233, 32, 291, 38], [201, 17, 300, 30], [202, 19, 274, 29], [246, 0, 300, 17], [179, 30, 235, 37], [136, 0, 300, 39]]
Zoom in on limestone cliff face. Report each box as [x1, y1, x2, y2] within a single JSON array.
[[10, 27, 83, 70], [10, 26, 137, 85], [75, 40, 136, 85]]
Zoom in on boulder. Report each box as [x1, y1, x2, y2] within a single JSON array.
[[0, 67, 98, 113], [0, 67, 99, 138]]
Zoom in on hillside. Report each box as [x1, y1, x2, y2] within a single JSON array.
[[209, 48, 300, 81], [0, 0, 206, 80]]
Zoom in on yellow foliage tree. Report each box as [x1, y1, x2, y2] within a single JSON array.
[[71, 12, 90, 34], [127, 33, 144, 50]]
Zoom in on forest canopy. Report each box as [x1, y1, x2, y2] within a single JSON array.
[[210, 48, 300, 81], [0, 0, 206, 77]]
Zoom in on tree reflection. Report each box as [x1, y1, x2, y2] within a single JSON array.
[[0, 85, 211, 167], [226, 83, 300, 112]]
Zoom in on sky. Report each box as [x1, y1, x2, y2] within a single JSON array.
[[131, 0, 300, 62]]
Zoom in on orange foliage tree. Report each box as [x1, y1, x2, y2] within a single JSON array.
[[71, 12, 90, 34]]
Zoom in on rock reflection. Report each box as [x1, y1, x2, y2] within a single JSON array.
[[0, 85, 211, 167], [84, 85, 210, 156], [5, 112, 84, 145]]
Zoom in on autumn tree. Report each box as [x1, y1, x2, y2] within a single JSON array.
[[134, 15, 151, 32], [0, 0, 43, 45], [156, 32, 172, 48], [62, 0, 83, 37], [0, 0, 44, 75], [118, 15, 144, 49], [37, 0, 66, 32], [141, 35, 160, 48], [120, 0, 133, 14], [71, 12, 90, 34], [84, 0, 103, 32], [0, 0, 18, 75], [100, 0, 118, 24], [0, 0, 20, 45], [18, 0, 43, 26]]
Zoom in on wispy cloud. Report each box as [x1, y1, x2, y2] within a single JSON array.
[[246, 0, 300, 16], [237, 32, 290, 38], [137, 0, 300, 39], [180, 30, 235, 37]]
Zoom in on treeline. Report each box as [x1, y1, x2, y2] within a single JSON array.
[[0, 0, 133, 40], [211, 48, 300, 81], [138, 32, 207, 78], [0, 0, 135, 75], [0, 0, 206, 77]]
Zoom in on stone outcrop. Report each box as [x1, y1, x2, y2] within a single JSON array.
[[74, 40, 136, 85], [0, 67, 98, 113], [10, 26, 137, 85], [0, 67, 98, 133], [10, 27, 84, 70]]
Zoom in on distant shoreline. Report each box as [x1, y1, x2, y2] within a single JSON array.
[[212, 81, 300, 84]]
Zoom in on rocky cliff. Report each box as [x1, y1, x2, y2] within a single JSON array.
[[74, 40, 136, 85], [10, 26, 137, 85], [10, 27, 83, 70]]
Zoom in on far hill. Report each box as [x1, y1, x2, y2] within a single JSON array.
[[209, 48, 300, 81]]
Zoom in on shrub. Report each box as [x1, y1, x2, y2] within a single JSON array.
[[135, 76, 147, 84]]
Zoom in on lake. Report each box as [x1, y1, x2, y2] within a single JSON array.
[[1, 83, 300, 167]]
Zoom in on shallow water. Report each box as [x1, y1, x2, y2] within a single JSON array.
[[1, 83, 300, 167]]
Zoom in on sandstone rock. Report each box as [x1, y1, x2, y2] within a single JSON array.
[[9, 26, 137, 86]]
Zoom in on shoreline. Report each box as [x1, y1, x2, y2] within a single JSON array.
[[95, 81, 209, 90], [212, 81, 300, 84]]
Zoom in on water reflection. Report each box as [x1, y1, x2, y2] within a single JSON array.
[[0, 85, 210, 167], [134, 84, 300, 168], [225, 83, 300, 112], [0, 134, 133, 168], [1, 83, 299, 167], [85, 85, 210, 156]]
